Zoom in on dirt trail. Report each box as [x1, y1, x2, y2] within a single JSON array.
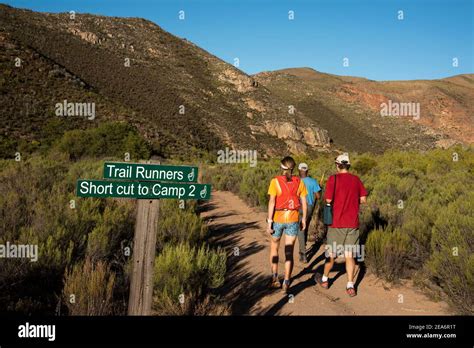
[[202, 190, 450, 315]]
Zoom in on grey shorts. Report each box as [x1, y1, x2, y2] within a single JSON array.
[[326, 227, 360, 257]]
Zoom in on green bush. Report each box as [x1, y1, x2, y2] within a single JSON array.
[[239, 167, 274, 208], [152, 243, 227, 315], [86, 202, 135, 262], [155, 199, 208, 251], [425, 192, 474, 314], [353, 155, 378, 175], [55, 122, 151, 160], [365, 228, 411, 281]]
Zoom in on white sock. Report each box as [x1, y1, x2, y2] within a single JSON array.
[[322, 275, 328, 282], [347, 281, 354, 289]]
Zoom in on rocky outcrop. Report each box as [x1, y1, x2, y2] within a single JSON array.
[[302, 127, 330, 147], [285, 140, 307, 154], [263, 121, 330, 147], [435, 138, 460, 149], [243, 98, 266, 112], [217, 68, 258, 93], [248, 121, 330, 154], [67, 28, 100, 44]]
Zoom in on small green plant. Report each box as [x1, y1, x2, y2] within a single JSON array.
[[153, 243, 226, 315]]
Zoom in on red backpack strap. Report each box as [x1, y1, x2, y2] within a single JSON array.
[[275, 175, 301, 210]]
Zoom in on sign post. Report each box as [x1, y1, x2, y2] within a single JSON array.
[[75, 161, 211, 316], [128, 184, 160, 315]]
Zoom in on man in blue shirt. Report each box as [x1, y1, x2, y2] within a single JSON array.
[[298, 163, 321, 263]]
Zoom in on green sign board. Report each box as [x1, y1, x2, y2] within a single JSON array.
[[103, 162, 198, 183], [77, 180, 211, 200]]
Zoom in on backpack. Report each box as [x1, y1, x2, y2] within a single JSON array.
[[275, 175, 301, 210]]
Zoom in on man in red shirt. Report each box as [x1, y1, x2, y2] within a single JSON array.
[[316, 154, 367, 297]]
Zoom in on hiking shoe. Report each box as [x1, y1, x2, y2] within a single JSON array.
[[315, 273, 329, 289], [346, 287, 357, 297], [269, 277, 281, 289]]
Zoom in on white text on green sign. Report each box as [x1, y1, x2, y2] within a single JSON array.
[[103, 162, 198, 183], [77, 180, 211, 200]]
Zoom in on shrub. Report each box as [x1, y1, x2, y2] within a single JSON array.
[[353, 156, 378, 175], [152, 243, 226, 315], [239, 167, 273, 208], [156, 199, 208, 251], [425, 193, 474, 314], [86, 201, 135, 262], [365, 228, 411, 281], [55, 122, 151, 160], [62, 258, 115, 315]]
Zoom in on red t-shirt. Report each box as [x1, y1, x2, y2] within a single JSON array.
[[324, 173, 367, 228]]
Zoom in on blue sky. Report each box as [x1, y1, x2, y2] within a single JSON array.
[[3, 0, 473, 80]]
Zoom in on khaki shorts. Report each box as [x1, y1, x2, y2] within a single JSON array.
[[326, 227, 360, 257]]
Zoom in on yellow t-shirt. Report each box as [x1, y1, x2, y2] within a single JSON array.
[[268, 177, 307, 223]]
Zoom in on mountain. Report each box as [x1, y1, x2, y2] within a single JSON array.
[[1, 5, 471, 158], [0, 4, 330, 159], [255, 68, 473, 152]]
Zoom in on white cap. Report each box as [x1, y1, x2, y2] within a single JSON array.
[[335, 153, 350, 165], [298, 163, 308, 171]]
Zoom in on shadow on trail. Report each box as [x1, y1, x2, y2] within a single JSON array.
[[260, 241, 368, 315], [259, 241, 326, 315], [196, 201, 217, 214], [202, 200, 273, 315], [212, 222, 272, 314], [261, 262, 367, 316], [261, 276, 317, 316]]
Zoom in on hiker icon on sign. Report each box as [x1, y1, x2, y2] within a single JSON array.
[[188, 168, 195, 182], [200, 185, 207, 199]]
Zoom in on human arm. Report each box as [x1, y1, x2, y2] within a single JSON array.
[[324, 176, 334, 204], [313, 179, 322, 203], [359, 178, 368, 204], [267, 195, 276, 234], [314, 191, 321, 202], [300, 197, 307, 230]]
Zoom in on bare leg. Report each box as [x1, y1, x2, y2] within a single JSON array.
[[345, 251, 355, 283], [323, 255, 335, 277], [270, 237, 281, 275], [284, 235, 297, 280]]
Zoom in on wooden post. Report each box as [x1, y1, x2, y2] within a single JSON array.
[[128, 161, 160, 315]]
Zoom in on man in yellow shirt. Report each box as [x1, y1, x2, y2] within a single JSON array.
[[267, 157, 307, 293]]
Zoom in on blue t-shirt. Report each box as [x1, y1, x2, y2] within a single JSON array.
[[301, 177, 321, 206]]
